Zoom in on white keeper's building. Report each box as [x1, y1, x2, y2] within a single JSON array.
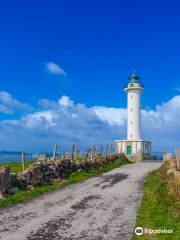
[[115, 73, 151, 158]]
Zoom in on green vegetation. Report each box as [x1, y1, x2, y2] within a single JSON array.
[[0, 161, 34, 173], [0, 156, 130, 208], [134, 164, 180, 240]]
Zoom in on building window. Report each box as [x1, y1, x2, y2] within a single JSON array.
[[131, 121, 132, 124], [131, 108, 132, 111], [131, 95, 133, 99], [130, 134, 133, 138]]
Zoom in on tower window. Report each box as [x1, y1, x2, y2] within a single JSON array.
[[131, 95, 133, 99], [130, 134, 133, 138], [131, 108, 132, 111], [130, 121, 132, 124]]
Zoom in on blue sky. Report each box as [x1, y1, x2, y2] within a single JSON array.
[[0, 0, 180, 152]]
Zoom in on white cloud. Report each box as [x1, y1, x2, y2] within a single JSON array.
[[0, 104, 12, 114], [0, 93, 180, 152], [38, 99, 58, 109], [45, 62, 66, 76], [0, 96, 118, 151], [58, 95, 74, 107], [93, 106, 127, 126], [0, 91, 31, 114], [24, 111, 56, 129]]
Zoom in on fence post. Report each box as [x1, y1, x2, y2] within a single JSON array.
[[71, 144, 75, 161], [110, 144, 113, 156], [177, 158, 180, 171], [61, 150, 65, 160], [100, 144, 103, 156], [30, 152, 32, 161], [86, 148, 90, 159], [112, 143, 114, 155], [93, 147, 96, 158], [105, 144, 109, 157], [75, 144, 79, 160], [95, 146, 98, 157], [114, 143, 116, 154], [90, 146, 93, 160], [53, 144, 57, 161], [175, 147, 180, 171], [22, 150, 25, 171]]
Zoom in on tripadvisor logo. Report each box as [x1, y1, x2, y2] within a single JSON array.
[[135, 227, 173, 235], [135, 227, 143, 235]]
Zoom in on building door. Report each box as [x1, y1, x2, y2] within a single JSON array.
[[127, 146, 132, 156]]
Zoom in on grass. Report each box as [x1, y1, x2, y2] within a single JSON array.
[[0, 156, 130, 208], [0, 161, 34, 173], [134, 164, 180, 240]]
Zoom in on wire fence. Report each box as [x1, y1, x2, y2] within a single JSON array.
[[0, 146, 176, 165], [0, 143, 117, 164]]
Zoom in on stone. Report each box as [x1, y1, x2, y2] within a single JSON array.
[[9, 187, 19, 194], [167, 168, 176, 175], [0, 153, 125, 197], [22, 170, 32, 181], [176, 158, 180, 171], [16, 175, 29, 189], [16, 170, 33, 189], [0, 165, 12, 196], [29, 164, 44, 185], [0, 192, 4, 198], [168, 161, 176, 169], [26, 185, 34, 191], [174, 170, 180, 179], [16, 170, 32, 188]]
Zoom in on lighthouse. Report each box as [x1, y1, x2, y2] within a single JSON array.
[[115, 73, 151, 161], [125, 73, 143, 140]]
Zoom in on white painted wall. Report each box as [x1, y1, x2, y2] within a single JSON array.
[[127, 88, 142, 140], [116, 140, 151, 155]]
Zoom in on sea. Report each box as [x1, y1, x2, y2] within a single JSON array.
[[0, 151, 33, 163], [0, 151, 52, 163], [0, 151, 163, 163]]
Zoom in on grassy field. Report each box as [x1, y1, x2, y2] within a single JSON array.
[[0, 157, 131, 208], [134, 164, 180, 240], [0, 161, 34, 173]]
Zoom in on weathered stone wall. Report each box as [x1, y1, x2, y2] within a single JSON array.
[[165, 158, 180, 197], [0, 153, 127, 197], [0, 166, 16, 197]]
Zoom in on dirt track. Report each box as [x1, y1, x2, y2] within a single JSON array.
[[0, 162, 161, 240]]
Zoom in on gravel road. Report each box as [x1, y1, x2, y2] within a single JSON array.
[[0, 162, 161, 240]]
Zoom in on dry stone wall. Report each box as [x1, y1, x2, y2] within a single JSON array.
[[0, 154, 127, 197], [165, 157, 180, 197]]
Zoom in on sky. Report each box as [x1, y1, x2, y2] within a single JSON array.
[[0, 0, 180, 152]]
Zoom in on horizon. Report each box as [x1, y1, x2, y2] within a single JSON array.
[[0, 0, 180, 152]]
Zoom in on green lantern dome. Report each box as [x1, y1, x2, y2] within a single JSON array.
[[128, 73, 140, 83], [124, 72, 144, 92]]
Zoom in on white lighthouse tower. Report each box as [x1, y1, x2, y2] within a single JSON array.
[[125, 73, 143, 141], [115, 73, 151, 161]]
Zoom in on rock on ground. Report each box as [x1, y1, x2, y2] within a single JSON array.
[[0, 162, 161, 240], [0, 166, 16, 197]]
